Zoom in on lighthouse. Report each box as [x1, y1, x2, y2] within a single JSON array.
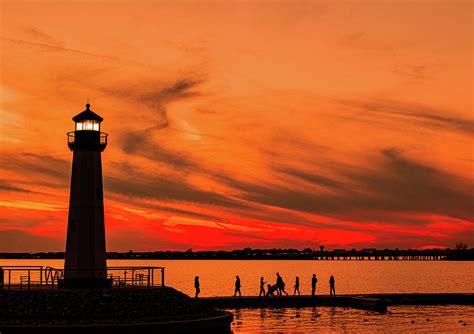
[[63, 103, 108, 287]]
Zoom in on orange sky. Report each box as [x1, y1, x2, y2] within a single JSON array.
[[0, 0, 472, 252]]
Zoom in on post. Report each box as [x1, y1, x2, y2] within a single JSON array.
[[162, 268, 165, 286], [147, 268, 150, 288], [0, 267, 3, 289]]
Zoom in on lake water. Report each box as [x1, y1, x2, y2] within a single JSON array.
[[3, 259, 473, 332], [2, 259, 473, 296], [227, 305, 474, 333]]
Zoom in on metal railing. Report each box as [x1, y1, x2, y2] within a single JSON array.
[[0, 266, 165, 290], [67, 131, 108, 146]]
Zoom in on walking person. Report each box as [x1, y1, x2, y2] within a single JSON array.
[[329, 275, 336, 297], [276, 273, 282, 296], [234, 275, 241, 297], [276, 273, 289, 296], [311, 274, 318, 296], [259, 277, 266, 297], [194, 276, 200, 298], [293, 276, 300, 296]]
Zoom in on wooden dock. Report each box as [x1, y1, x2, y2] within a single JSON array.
[[200, 293, 474, 313]]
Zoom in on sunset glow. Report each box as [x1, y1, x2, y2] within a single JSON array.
[[0, 0, 472, 251]]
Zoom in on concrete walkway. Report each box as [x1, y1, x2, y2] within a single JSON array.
[[200, 293, 474, 313]]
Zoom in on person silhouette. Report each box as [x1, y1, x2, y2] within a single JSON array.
[[276, 273, 288, 296], [234, 275, 241, 297], [329, 275, 336, 297], [259, 277, 266, 297], [311, 274, 318, 296], [194, 276, 200, 298], [267, 283, 278, 296], [276, 273, 282, 296], [294, 276, 300, 296]]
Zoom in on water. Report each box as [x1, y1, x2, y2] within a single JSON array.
[[2, 259, 473, 332], [2, 259, 473, 296], [228, 305, 474, 333]]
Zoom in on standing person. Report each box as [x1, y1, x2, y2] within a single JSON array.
[[329, 275, 336, 297], [311, 274, 318, 296], [279, 274, 289, 296], [293, 276, 300, 296], [234, 275, 241, 297], [276, 273, 282, 296], [194, 276, 200, 298], [259, 277, 266, 297]]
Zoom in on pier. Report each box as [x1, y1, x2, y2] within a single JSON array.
[[201, 293, 474, 313], [201, 295, 388, 313]]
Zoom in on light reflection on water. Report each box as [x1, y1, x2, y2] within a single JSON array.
[[228, 305, 474, 333], [2, 259, 473, 297]]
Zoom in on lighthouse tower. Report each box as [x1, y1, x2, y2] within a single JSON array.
[[64, 103, 108, 287]]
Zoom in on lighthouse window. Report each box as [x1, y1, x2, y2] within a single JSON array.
[[76, 121, 100, 131]]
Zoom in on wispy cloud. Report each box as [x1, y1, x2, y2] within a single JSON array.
[[0, 37, 120, 61], [0, 180, 30, 193], [218, 148, 473, 223], [104, 77, 203, 132], [335, 98, 474, 136], [22, 27, 62, 46]]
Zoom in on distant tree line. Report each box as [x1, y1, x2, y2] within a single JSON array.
[[0, 244, 472, 260]]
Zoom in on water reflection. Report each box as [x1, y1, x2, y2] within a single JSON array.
[[229, 306, 474, 333]]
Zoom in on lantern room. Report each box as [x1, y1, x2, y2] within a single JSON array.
[[67, 103, 107, 152], [72, 103, 103, 131]]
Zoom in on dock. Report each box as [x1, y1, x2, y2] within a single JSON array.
[[200, 293, 474, 313], [201, 295, 388, 313]]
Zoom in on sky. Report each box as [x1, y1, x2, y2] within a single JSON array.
[[0, 0, 472, 252]]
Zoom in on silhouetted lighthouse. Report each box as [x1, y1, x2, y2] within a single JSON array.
[[64, 103, 108, 287]]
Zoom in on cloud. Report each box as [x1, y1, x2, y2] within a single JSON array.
[[120, 131, 198, 170], [0, 180, 30, 193], [218, 148, 473, 223], [104, 161, 247, 209], [0, 153, 69, 182], [344, 148, 473, 220], [22, 27, 62, 46], [335, 98, 474, 136], [0, 37, 120, 61], [104, 77, 203, 132], [393, 64, 430, 81], [274, 166, 341, 189], [0, 230, 64, 252]]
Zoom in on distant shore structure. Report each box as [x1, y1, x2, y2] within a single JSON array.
[[63, 103, 109, 288]]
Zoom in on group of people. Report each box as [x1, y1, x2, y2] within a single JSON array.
[[193, 274, 336, 298]]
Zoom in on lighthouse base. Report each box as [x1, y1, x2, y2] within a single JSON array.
[[59, 278, 112, 289]]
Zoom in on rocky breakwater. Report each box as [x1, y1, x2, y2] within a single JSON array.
[[0, 287, 232, 332]]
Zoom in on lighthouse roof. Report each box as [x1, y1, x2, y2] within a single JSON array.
[[72, 104, 103, 122]]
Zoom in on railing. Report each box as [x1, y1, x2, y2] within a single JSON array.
[[67, 131, 108, 146], [0, 266, 165, 290]]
